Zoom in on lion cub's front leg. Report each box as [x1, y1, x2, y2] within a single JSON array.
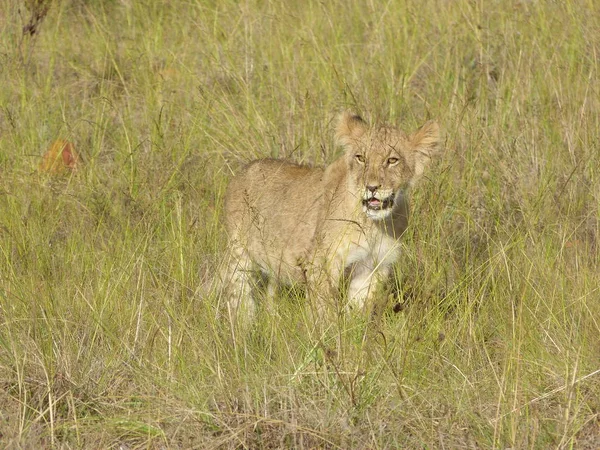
[[303, 256, 345, 318], [347, 262, 391, 312]]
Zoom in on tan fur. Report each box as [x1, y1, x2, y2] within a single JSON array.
[[222, 112, 442, 321]]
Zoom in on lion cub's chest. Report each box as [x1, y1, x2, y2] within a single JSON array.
[[340, 227, 400, 271]]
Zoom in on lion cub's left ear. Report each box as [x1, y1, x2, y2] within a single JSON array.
[[335, 111, 368, 148], [410, 120, 443, 183]]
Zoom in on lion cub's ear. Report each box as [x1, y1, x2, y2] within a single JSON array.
[[335, 111, 368, 148], [410, 120, 442, 182]]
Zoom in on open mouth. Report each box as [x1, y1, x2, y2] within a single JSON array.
[[363, 195, 394, 211]]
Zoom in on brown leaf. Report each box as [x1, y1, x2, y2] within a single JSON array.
[[39, 139, 80, 174]]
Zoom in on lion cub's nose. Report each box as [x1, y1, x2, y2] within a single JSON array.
[[366, 185, 380, 194]]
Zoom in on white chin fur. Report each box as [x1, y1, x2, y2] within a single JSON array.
[[364, 206, 393, 220]]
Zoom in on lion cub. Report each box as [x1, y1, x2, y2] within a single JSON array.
[[223, 112, 442, 321]]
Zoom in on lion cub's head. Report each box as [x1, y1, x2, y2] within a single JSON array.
[[336, 111, 442, 220]]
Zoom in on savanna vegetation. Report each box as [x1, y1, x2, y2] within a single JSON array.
[[0, 0, 599, 447]]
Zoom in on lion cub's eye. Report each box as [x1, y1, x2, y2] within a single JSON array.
[[387, 157, 399, 166], [355, 155, 366, 164]]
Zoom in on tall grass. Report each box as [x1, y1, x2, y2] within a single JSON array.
[[0, 0, 599, 447]]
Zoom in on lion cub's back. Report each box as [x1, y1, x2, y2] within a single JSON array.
[[224, 159, 325, 270]]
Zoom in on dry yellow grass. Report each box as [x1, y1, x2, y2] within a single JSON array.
[[0, 0, 598, 447]]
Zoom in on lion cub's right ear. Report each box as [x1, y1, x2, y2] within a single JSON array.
[[335, 111, 368, 148], [410, 120, 443, 183]]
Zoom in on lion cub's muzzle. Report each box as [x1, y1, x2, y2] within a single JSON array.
[[363, 194, 394, 211], [361, 188, 395, 217]]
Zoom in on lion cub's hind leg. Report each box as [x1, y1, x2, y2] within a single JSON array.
[[222, 242, 256, 324]]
